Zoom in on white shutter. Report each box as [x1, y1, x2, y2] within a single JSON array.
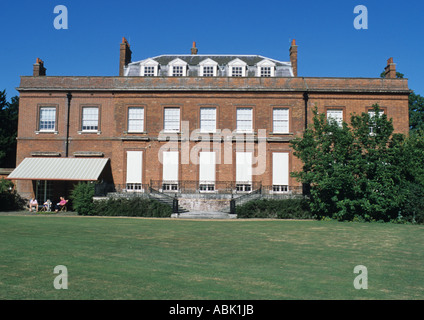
[[236, 152, 252, 183], [126, 151, 143, 184], [199, 152, 216, 183], [273, 153, 289, 185], [163, 151, 179, 182]]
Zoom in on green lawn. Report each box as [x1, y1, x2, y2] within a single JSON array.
[[0, 215, 423, 300]]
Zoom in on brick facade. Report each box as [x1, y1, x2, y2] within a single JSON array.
[[12, 40, 410, 202]]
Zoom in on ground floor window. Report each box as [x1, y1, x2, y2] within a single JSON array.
[[272, 185, 289, 193], [126, 183, 143, 192], [199, 184, 215, 192], [236, 184, 252, 192], [162, 183, 178, 191]]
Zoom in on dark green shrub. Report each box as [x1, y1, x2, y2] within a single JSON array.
[[0, 178, 25, 211], [236, 198, 311, 219], [70, 182, 95, 215], [91, 197, 172, 217]]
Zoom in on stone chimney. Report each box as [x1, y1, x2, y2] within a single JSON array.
[[289, 39, 298, 77], [33, 58, 46, 77], [191, 41, 198, 55], [119, 37, 132, 76], [384, 57, 397, 79]]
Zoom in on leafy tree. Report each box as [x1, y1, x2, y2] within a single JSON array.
[[290, 104, 422, 222], [380, 69, 424, 132], [409, 91, 424, 132], [0, 90, 19, 168]]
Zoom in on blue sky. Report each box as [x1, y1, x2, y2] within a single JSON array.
[[1, 0, 423, 98]]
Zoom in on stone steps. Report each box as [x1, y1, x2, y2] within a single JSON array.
[[171, 211, 237, 219]]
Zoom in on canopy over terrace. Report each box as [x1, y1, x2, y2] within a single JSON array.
[[7, 158, 111, 204], [8, 158, 110, 181]]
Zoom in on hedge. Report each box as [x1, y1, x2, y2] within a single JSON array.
[[236, 198, 312, 219]]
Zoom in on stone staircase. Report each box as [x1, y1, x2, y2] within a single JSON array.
[[221, 188, 263, 214], [147, 189, 190, 214], [171, 211, 237, 219]]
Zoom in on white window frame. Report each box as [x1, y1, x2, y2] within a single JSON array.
[[257, 59, 276, 77], [273, 108, 289, 133], [168, 58, 188, 77], [140, 59, 159, 77], [327, 109, 344, 128], [199, 58, 218, 77], [39, 107, 56, 132], [128, 107, 144, 133], [164, 107, 180, 133], [81, 107, 99, 132], [228, 58, 247, 77], [200, 107, 216, 133], [236, 107, 253, 133]]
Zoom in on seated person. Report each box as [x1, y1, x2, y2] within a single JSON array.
[[42, 199, 52, 212], [29, 198, 38, 212], [55, 197, 68, 212]]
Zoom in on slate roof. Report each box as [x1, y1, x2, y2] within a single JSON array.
[[124, 54, 293, 77]]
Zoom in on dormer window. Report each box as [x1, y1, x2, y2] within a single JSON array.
[[172, 66, 184, 77], [199, 58, 218, 77], [140, 59, 159, 77], [168, 58, 188, 77], [257, 59, 276, 77], [228, 58, 247, 77]]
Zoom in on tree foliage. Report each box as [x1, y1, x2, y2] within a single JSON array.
[[0, 90, 19, 168], [290, 104, 424, 223], [409, 91, 424, 132]]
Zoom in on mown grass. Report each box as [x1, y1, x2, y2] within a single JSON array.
[[0, 215, 423, 300]]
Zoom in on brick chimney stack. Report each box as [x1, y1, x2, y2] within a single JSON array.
[[289, 39, 298, 77], [119, 37, 132, 76], [33, 58, 46, 77], [191, 41, 198, 55], [384, 57, 397, 79]]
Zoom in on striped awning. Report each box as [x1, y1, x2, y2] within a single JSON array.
[[7, 158, 109, 181]]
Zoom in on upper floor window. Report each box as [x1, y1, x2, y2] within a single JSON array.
[[231, 67, 243, 77], [140, 59, 159, 77], [172, 66, 184, 77], [144, 66, 155, 77], [39, 107, 56, 131], [199, 58, 218, 77], [82, 107, 99, 131], [164, 107, 180, 132], [260, 67, 272, 77], [257, 59, 276, 77], [228, 58, 247, 77], [200, 107, 216, 133], [128, 107, 144, 132], [273, 108, 289, 133], [368, 109, 384, 135], [327, 109, 343, 128], [236, 107, 253, 132], [168, 58, 188, 77]]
